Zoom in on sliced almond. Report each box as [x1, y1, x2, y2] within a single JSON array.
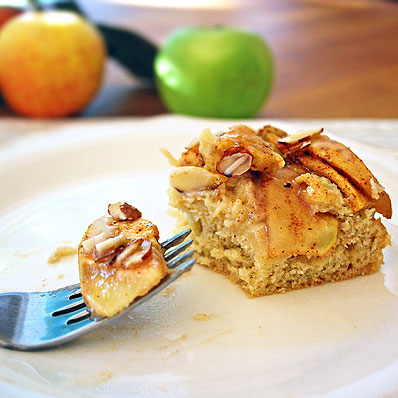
[[217, 126, 285, 173], [120, 203, 142, 221], [170, 166, 226, 192], [86, 217, 114, 238], [217, 153, 253, 177], [94, 234, 127, 259], [185, 137, 199, 150], [108, 202, 142, 222], [108, 202, 126, 221], [199, 128, 217, 147], [82, 230, 116, 254], [198, 128, 219, 171], [159, 147, 179, 167], [278, 128, 323, 144], [124, 240, 152, 268], [115, 238, 144, 266]]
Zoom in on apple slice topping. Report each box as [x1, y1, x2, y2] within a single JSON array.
[[298, 151, 369, 213], [173, 124, 392, 218], [79, 203, 169, 318], [276, 129, 392, 218], [304, 135, 392, 218]]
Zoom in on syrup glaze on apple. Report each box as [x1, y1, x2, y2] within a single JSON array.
[[78, 206, 169, 318]]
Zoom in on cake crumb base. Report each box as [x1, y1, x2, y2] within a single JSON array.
[[170, 186, 390, 297]]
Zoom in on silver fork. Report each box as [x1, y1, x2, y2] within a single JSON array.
[[0, 229, 195, 351]]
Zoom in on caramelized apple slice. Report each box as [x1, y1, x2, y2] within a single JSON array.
[[255, 166, 338, 259], [298, 152, 369, 213], [309, 136, 378, 198], [370, 191, 392, 219], [307, 136, 392, 218], [257, 125, 288, 141], [78, 204, 168, 318]]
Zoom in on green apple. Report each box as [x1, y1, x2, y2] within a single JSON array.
[[155, 27, 274, 118]]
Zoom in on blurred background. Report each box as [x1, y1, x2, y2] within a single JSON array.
[[0, 0, 397, 119]]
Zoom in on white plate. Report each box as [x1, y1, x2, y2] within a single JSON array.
[[0, 116, 397, 398]]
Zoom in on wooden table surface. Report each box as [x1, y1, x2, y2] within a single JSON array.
[[1, 0, 397, 119]]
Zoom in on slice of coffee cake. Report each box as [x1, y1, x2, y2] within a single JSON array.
[[167, 125, 391, 296]]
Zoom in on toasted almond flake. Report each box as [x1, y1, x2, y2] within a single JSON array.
[[95, 234, 127, 259], [218, 153, 252, 177], [120, 203, 142, 221], [159, 147, 179, 167], [108, 202, 141, 222], [370, 177, 385, 200], [108, 202, 126, 221], [124, 240, 152, 268], [170, 166, 226, 192], [198, 128, 217, 159], [278, 128, 324, 144], [82, 230, 116, 254], [86, 217, 114, 238], [115, 238, 144, 266], [200, 128, 217, 145], [140, 240, 152, 259], [185, 137, 200, 150]]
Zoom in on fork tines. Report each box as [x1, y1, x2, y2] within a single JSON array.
[[160, 229, 192, 251], [0, 230, 196, 351]]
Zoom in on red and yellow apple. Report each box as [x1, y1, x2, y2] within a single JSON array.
[[0, 10, 106, 118], [0, 6, 22, 30]]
